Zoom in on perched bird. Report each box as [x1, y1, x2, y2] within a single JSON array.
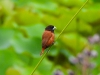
[[40, 25, 56, 55]]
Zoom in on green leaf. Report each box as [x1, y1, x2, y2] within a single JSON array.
[[78, 20, 92, 35], [14, 9, 41, 25], [11, 25, 43, 57], [92, 0, 100, 3], [55, 0, 86, 7], [0, 28, 15, 49], [78, 9, 100, 23], [60, 33, 89, 54], [21, 24, 45, 38], [12, 34, 41, 57], [0, 0, 14, 15], [6, 67, 21, 75], [37, 58, 53, 75], [0, 50, 15, 75]]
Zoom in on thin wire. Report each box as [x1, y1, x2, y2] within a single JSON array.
[[30, 0, 89, 75]]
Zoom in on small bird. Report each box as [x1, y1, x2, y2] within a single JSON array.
[[40, 25, 56, 55]]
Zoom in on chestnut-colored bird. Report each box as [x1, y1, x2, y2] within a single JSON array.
[[40, 25, 56, 55]]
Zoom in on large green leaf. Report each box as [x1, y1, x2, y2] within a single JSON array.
[[37, 58, 53, 75], [55, 0, 86, 7], [78, 9, 100, 23], [21, 24, 45, 38], [11, 24, 45, 57], [12, 34, 41, 57], [0, 28, 15, 49], [6, 67, 21, 75], [0, 50, 16, 75], [60, 33, 89, 54], [0, 0, 14, 15], [14, 9, 41, 25]]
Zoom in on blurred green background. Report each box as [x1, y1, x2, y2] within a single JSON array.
[[0, 0, 100, 75]]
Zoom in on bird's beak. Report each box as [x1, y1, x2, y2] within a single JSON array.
[[53, 26, 56, 30]]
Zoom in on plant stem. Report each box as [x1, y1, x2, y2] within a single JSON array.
[[30, 47, 52, 75], [30, 0, 89, 75], [56, 0, 89, 40]]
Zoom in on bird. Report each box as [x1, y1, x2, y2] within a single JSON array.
[[40, 25, 56, 55]]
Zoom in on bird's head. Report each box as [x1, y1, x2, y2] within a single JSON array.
[[45, 25, 56, 32]]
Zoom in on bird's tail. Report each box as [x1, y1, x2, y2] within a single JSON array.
[[40, 48, 45, 56]]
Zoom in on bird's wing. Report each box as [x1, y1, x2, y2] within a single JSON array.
[[42, 31, 52, 48]]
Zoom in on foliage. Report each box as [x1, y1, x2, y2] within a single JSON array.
[[0, 0, 100, 75]]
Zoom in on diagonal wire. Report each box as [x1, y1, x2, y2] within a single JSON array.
[[30, 0, 89, 75]]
